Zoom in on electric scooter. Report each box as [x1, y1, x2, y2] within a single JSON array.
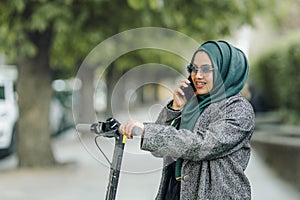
[[76, 118, 141, 200]]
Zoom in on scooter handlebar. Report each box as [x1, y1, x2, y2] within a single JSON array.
[[76, 123, 143, 137], [76, 123, 117, 137], [131, 126, 143, 137], [76, 124, 92, 134]]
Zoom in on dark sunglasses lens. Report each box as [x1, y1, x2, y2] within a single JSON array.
[[187, 64, 196, 73], [191, 65, 197, 73]]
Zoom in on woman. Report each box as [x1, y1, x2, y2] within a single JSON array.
[[119, 40, 255, 200]]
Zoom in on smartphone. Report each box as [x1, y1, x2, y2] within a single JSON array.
[[181, 76, 196, 101]]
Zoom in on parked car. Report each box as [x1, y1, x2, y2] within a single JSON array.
[[50, 78, 76, 136], [0, 65, 18, 158]]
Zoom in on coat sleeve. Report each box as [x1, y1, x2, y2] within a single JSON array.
[[141, 96, 255, 161], [154, 100, 181, 125], [139, 100, 181, 153]]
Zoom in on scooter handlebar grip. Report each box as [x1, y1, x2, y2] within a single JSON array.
[[76, 124, 92, 134], [131, 126, 143, 137]]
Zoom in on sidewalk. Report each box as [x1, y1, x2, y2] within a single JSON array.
[[0, 129, 161, 200], [0, 107, 299, 200]]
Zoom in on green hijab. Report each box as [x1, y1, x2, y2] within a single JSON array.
[[180, 40, 249, 130], [174, 41, 249, 180]]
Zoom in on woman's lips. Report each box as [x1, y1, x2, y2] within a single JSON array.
[[195, 81, 206, 89]]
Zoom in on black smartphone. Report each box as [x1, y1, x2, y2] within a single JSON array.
[[181, 76, 196, 101]]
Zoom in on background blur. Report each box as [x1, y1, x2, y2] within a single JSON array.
[[0, 0, 300, 199]]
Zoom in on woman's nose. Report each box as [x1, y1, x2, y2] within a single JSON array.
[[195, 70, 204, 78]]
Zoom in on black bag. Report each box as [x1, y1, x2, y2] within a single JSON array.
[[163, 161, 181, 200]]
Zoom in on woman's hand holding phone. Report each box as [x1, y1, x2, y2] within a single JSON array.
[[172, 78, 195, 110]]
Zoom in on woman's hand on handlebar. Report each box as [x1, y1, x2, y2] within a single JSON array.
[[119, 120, 144, 139]]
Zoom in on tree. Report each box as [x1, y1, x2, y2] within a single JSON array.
[[0, 0, 276, 167]]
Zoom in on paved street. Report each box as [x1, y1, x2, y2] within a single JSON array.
[[0, 107, 300, 200]]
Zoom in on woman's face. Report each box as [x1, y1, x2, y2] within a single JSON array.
[[191, 51, 214, 95]]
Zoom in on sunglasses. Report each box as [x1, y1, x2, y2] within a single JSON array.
[[186, 64, 214, 75]]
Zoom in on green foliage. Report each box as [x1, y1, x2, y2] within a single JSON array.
[[0, 0, 278, 79], [251, 33, 300, 124], [115, 49, 186, 73], [127, 0, 147, 10]]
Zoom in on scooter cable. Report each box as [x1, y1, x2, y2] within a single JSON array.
[[94, 135, 112, 165]]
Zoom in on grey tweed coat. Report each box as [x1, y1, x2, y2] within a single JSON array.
[[141, 93, 255, 200]]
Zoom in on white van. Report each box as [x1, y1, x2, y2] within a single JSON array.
[[0, 65, 19, 157]]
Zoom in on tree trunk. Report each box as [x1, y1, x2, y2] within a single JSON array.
[[106, 63, 117, 117], [77, 67, 97, 123], [16, 30, 56, 167]]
